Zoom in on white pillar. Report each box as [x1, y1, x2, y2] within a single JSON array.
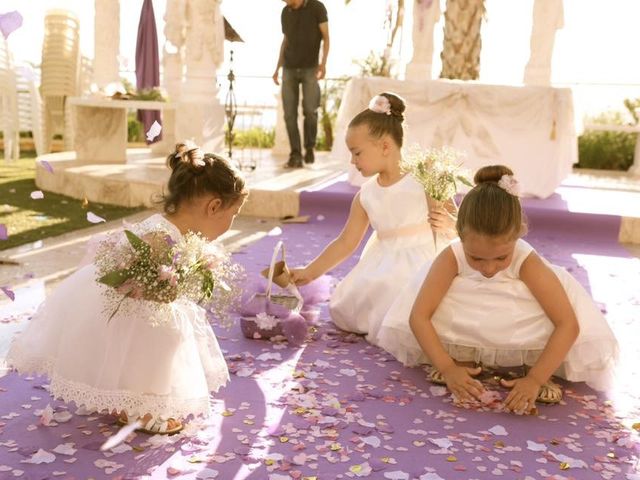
[[175, 0, 225, 153], [523, 0, 563, 86], [93, 0, 120, 89], [406, 0, 441, 81]]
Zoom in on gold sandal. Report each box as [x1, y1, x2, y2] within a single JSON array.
[[429, 368, 447, 385], [536, 380, 563, 405]]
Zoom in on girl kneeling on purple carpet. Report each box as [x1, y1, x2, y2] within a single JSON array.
[[7, 143, 247, 434], [378, 165, 618, 413], [290, 92, 457, 344]]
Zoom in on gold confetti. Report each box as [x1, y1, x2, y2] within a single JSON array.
[[607, 452, 616, 459], [550, 439, 560, 445], [309, 326, 318, 333], [381, 457, 392, 463], [293, 370, 306, 378], [302, 477, 318, 480], [294, 407, 307, 415], [131, 446, 145, 452], [279, 436, 289, 443], [81, 197, 89, 209], [265, 459, 275, 466], [349, 465, 362, 473], [446, 456, 457, 462], [243, 419, 254, 425], [330, 442, 342, 451], [632, 422, 640, 431], [222, 410, 234, 417], [494, 441, 505, 448], [559, 462, 570, 470], [187, 456, 204, 464]]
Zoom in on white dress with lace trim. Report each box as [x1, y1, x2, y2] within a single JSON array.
[[6, 214, 230, 418]]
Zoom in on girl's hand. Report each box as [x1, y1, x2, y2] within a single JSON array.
[[441, 364, 485, 402], [501, 376, 541, 414], [428, 206, 456, 235], [289, 268, 314, 286]]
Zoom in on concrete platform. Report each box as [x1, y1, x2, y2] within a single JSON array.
[[35, 148, 347, 219]]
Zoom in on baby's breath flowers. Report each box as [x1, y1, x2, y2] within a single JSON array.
[[94, 229, 242, 327], [400, 145, 472, 202]]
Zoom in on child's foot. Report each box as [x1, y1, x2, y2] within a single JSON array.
[[118, 412, 183, 435], [499, 377, 563, 405], [536, 380, 563, 404]]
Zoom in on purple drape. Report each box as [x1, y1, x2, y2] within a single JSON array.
[[135, 0, 161, 144]]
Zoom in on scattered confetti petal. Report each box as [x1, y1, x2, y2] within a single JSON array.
[[146, 121, 162, 142], [20, 449, 55, 464], [38, 160, 54, 174], [0, 11, 23, 39], [1, 286, 15, 301], [30, 190, 44, 200], [488, 425, 508, 436], [0, 224, 7, 240], [87, 212, 106, 223]]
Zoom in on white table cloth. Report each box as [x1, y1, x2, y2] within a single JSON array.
[[331, 77, 577, 198]]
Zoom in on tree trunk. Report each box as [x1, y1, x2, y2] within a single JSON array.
[[439, 0, 485, 80]]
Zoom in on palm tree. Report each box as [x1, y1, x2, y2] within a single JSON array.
[[439, 0, 485, 80]]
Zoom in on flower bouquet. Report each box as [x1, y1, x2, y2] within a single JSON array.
[[400, 145, 472, 250], [95, 229, 242, 326]]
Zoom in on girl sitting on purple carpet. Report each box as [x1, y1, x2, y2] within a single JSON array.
[[290, 92, 456, 344], [379, 165, 618, 413]]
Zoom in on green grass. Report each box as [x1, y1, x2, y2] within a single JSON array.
[[0, 155, 144, 251]]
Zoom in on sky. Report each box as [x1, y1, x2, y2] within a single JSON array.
[[2, 0, 639, 117]]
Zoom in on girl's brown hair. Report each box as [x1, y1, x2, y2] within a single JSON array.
[[348, 92, 406, 147], [456, 165, 527, 240], [163, 142, 247, 214]]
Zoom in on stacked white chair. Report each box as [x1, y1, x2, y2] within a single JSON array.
[[40, 9, 80, 153], [0, 33, 19, 161]]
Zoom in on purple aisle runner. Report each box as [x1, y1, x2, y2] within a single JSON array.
[[0, 184, 638, 479]]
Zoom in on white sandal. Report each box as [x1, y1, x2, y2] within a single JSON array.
[[117, 414, 183, 435]]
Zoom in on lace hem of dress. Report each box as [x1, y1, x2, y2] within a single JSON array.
[[7, 351, 229, 419]]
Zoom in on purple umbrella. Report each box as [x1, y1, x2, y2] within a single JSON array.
[[135, 0, 161, 144]]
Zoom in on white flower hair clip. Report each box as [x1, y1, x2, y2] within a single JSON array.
[[368, 95, 392, 116], [497, 174, 520, 197]]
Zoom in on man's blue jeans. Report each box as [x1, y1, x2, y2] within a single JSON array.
[[282, 67, 321, 159]]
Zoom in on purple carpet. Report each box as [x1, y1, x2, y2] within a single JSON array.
[[0, 183, 638, 480]]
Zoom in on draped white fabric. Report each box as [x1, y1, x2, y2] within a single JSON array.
[[331, 77, 577, 198]]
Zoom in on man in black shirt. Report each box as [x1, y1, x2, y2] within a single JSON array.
[[273, 0, 330, 168]]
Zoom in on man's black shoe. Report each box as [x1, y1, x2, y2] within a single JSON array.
[[304, 150, 315, 164]]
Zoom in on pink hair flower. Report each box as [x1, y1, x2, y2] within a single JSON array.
[[368, 95, 392, 115], [497, 174, 520, 197]]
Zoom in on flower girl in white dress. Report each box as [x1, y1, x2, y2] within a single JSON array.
[[290, 92, 457, 342], [379, 165, 618, 413], [7, 143, 247, 434]]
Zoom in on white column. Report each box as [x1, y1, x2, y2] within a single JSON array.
[[175, 0, 225, 152], [523, 0, 563, 86], [405, 0, 441, 81], [93, 0, 120, 90]]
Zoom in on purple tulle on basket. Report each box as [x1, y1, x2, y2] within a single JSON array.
[[239, 275, 332, 346]]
